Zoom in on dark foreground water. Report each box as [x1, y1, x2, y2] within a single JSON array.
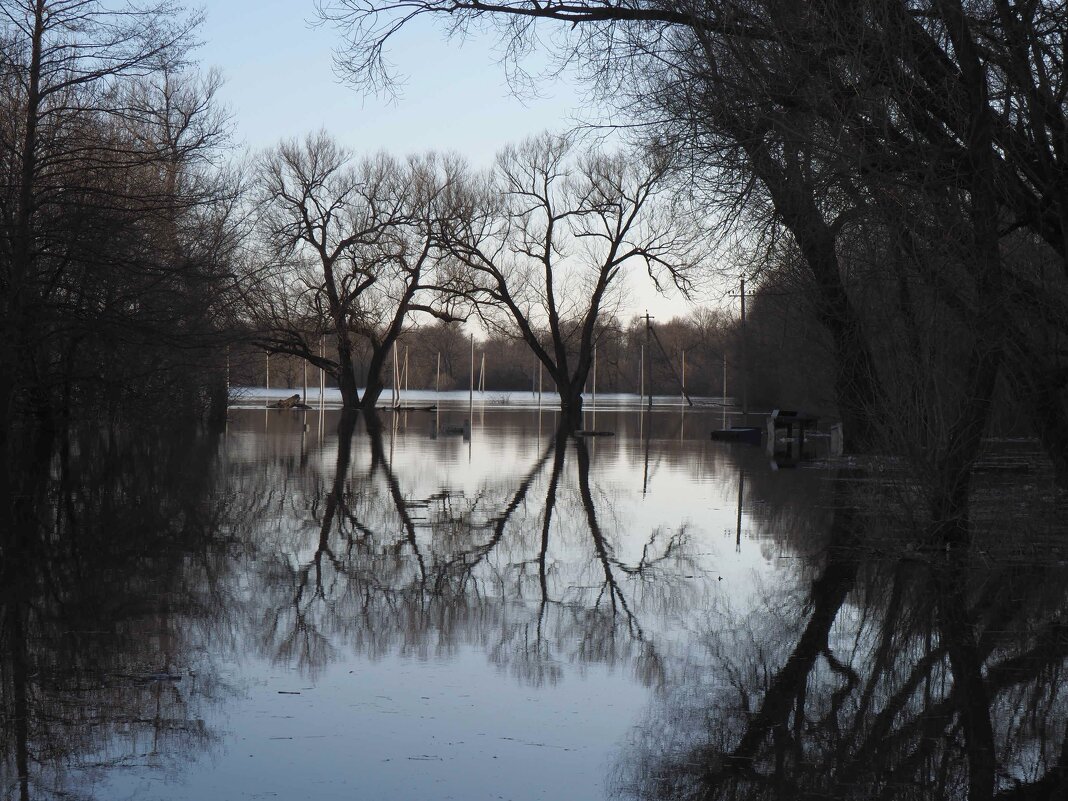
[[2, 403, 1067, 800]]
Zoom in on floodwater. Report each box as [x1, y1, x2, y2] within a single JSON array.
[[3, 401, 1067, 800]]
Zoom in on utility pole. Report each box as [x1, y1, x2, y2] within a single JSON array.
[[681, 349, 686, 405], [643, 311, 654, 412], [740, 277, 748, 421], [722, 354, 727, 430], [639, 344, 645, 406], [728, 276, 749, 424], [392, 346, 398, 409], [592, 344, 597, 409]]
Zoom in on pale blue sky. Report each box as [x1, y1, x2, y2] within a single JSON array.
[[197, 2, 710, 321], [198, 1, 585, 164]]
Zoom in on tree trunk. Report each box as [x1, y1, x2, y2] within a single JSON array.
[[936, 557, 996, 801], [558, 378, 584, 431], [360, 378, 384, 410], [335, 344, 361, 408], [6, 2, 50, 433], [360, 340, 391, 411], [747, 144, 881, 454], [810, 258, 881, 454], [1006, 334, 1068, 490]]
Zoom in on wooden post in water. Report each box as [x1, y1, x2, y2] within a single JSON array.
[[538, 362, 543, 406], [592, 345, 598, 408], [302, 358, 307, 405], [736, 471, 745, 552], [681, 350, 686, 405], [392, 346, 399, 409], [592, 345, 598, 430], [404, 346, 409, 395], [722, 354, 727, 430], [740, 277, 748, 423], [639, 344, 645, 408], [436, 352, 441, 394], [469, 334, 474, 415], [679, 348, 685, 439], [265, 352, 270, 407], [318, 337, 325, 440], [644, 312, 654, 412]]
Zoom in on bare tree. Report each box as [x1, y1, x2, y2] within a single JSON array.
[[446, 132, 702, 427], [252, 133, 466, 408]]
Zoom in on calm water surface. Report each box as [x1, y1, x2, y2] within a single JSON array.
[[3, 403, 1066, 800]]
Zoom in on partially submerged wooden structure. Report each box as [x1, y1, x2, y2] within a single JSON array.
[[269, 393, 311, 410], [765, 409, 819, 458]]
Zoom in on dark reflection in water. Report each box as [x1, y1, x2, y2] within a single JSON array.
[[2, 408, 1066, 800], [246, 409, 705, 689], [0, 426, 239, 801], [614, 466, 1068, 801]]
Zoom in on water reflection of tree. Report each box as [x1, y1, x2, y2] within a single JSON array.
[[0, 426, 238, 801], [613, 470, 1068, 801], [252, 412, 704, 688]]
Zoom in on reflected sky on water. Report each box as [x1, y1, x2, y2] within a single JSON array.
[[3, 404, 1066, 800]]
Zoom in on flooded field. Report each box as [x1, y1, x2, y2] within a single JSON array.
[[2, 403, 1066, 800]]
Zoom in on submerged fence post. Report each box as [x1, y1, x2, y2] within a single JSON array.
[[639, 344, 645, 408], [740, 276, 748, 423], [392, 346, 399, 409], [593, 344, 598, 409], [722, 354, 727, 430], [681, 350, 686, 405]]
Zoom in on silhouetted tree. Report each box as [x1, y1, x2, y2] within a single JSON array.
[[445, 132, 703, 427], [252, 133, 467, 408]]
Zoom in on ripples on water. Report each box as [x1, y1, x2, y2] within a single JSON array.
[[1, 404, 1065, 800]]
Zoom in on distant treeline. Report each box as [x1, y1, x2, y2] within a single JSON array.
[[231, 310, 741, 399]]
